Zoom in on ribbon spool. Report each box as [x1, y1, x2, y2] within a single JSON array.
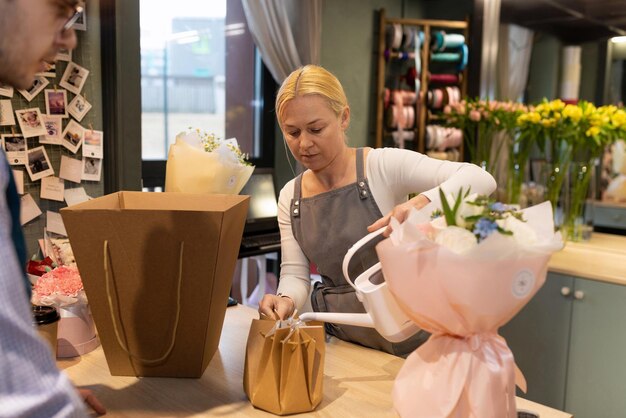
[[431, 31, 445, 51], [392, 89, 418, 105], [427, 88, 446, 110], [445, 86, 461, 105], [426, 125, 463, 151], [402, 26, 417, 49], [385, 23, 403, 50], [384, 88, 391, 109], [457, 44, 469, 71], [391, 130, 415, 149], [431, 31, 466, 52], [387, 102, 415, 130], [442, 33, 465, 49], [428, 73, 462, 85], [431, 52, 462, 63], [431, 46, 468, 72]]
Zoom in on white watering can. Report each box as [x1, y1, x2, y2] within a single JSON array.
[[299, 228, 420, 343]]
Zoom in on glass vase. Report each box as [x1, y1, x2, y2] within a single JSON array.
[[505, 132, 533, 206], [543, 138, 572, 227], [562, 159, 596, 241]]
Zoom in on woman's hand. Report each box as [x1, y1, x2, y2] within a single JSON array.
[[77, 388, 106, 415], [367, 194, 431, 236], [258, 294, 296, 320]]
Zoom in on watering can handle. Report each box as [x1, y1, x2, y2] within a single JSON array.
[[342, 228, 386, 291]]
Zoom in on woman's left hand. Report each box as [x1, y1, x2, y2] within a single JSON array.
[[367, 194, 431, 236]]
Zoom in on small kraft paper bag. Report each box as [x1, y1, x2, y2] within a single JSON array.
[[243, 317, 325, 415], [61, 191, 249, 377]]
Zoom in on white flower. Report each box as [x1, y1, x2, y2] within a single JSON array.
[[435, 226, 478, 254], [496, 214, 538, 246], [455, 193, 483, 227]]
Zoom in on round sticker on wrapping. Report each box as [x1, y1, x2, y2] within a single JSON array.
[[511, 269, 535, 299], [227, 175, 236, 188]]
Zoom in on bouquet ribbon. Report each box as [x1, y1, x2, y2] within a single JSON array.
[[397, 330, 526, 417]]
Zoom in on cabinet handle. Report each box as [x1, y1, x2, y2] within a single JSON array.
[[561, 286, 572, 297], [574, 290, 585, 300]]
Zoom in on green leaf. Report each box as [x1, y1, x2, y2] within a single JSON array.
[[496, 226, 513, 235], [439, 188, 456, 226], [452, 187, 464, 215]]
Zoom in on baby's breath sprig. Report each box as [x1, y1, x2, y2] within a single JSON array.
[[191, 128, 252, 166]]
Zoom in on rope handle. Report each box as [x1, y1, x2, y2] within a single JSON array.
[[103, 240, 184, 365]]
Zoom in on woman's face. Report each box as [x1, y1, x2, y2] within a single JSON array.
[[281, 94, 349, 171]]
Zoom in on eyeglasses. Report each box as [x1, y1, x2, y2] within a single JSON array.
[[62, 5, 84, 32]]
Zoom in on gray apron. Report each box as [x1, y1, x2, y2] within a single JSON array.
[[291, 148, 427, 356]]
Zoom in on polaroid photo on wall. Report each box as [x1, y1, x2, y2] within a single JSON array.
[[82, 157, 102, 181], [60, 155, 83, 183], [0, 83, 13, 98], [18, 76, 49, 102], [83, 129, 103, 159], [36, 62, 56, 78], [0, 100, 16, 126], [44, 89, 68, 117], [72, 6, 87, 31], [60, 62, 89, 95], [16, 108, 47, 138], [62, 119, 85, 153], [67, 94, 92, 122], [26, 146, 54, 181], [1, 134, 26, 165], [55, 48, 72, 62], [40, 115, 63, 145]]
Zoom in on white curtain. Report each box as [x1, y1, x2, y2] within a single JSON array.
[[241, 0, 322, 84], [497, 24, 534, 102], [492, 24, 534, 199]]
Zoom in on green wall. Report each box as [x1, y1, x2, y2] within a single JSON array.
[[274, 0, 423, 190], [579, 42, 600, 103], [526, 33, 561, 103], [320, 0, 411, 149], [525, 33, 603, 105]]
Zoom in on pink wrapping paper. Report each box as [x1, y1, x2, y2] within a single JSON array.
[[376, 201, 561, 418]]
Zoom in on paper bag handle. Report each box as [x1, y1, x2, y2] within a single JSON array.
[[103, 240, 184, 365]]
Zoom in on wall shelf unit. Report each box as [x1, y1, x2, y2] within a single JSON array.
[[375, 9, 469, 161]]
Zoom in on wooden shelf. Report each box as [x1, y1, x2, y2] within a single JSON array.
[[375, 9, 468, 161]]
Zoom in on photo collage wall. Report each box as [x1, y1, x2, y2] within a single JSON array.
[[0, 3, 104, 257]]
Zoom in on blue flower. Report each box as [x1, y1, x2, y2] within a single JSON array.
[[473, 218, 498, 241], [490, 202, 508, 212]]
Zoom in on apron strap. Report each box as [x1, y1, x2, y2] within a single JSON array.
[[291, 173, 303, 218], [355, 148, 369, 200]]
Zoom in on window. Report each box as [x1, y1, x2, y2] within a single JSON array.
[[140, 0, 275, 189]]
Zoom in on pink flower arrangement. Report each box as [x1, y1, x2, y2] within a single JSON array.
[[31, 265, 87, 307]]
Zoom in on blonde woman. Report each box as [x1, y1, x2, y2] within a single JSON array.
[[259, 65, 496, 355]]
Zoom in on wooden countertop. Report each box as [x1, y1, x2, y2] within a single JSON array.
[[549, 232, 626, 286], [59, 305, 571, 417]]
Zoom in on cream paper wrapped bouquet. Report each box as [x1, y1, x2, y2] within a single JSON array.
[[165, 129, 254, 194], [376, 189, 563, 418]]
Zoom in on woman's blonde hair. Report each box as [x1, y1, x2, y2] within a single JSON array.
[[275, 65, 349, 125]]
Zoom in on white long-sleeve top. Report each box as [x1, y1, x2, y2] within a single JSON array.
[[276, 147, 497, 309]]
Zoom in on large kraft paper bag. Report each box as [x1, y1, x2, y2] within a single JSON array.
[[243, 318, 325, 415], [60, 191, 249, 377]]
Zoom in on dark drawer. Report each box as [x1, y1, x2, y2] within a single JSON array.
[[592, 205, 626, 230]]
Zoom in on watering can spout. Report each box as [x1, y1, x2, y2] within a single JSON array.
[[299, 312, 375, 328], [298, 228, 421, 344]]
